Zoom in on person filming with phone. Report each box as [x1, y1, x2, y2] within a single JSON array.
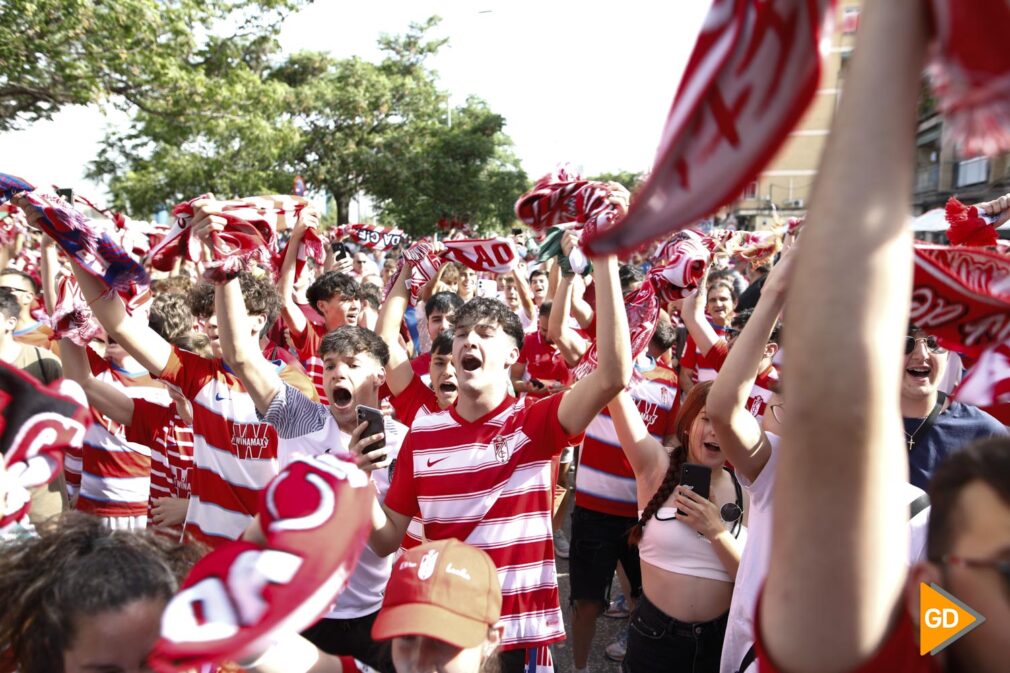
[[606, 380, 745, 673], [196, 214, 409, 673]]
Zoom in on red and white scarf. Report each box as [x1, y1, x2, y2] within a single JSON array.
[[584, 0, 836, 255], [443, 237, 520, 275], [913, 243, 1010, 406], [46, 275, 100, 347], [573, 230, 714, 380], [927, 0, 1010, 157], [944, 196, 1002, 246], [333, 223, 407, 251], [149, 194, 307, 277], [150, 454, 373, 672], [515, 165, 622, 243], [385, 240, 445, 304]]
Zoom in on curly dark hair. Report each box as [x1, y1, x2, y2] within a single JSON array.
[[148, 292, 193, 342], [431, 329, 454, 356], [150, 275, 193, 297], [0, 513, 201, 673], [452, 297, 525, 351], [307, 272, 359, 313], [319, 325, 390, 367], [629, 381, 713, 545], [187, 273, 280, 336]]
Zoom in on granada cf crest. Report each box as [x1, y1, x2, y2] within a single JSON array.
[[492, 436, 509, 464]]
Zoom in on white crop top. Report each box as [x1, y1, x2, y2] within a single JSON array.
[[638, 506, 747, 583]]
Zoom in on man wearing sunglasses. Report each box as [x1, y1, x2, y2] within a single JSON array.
[[902, 326, 1005, 490]]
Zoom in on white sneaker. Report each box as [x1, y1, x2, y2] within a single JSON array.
[[553, 530, 570, 559], [604, 628, 628, 662]]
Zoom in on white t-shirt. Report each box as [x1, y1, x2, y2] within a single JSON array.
[[260, 384, 411, 618], [719, 433, 931, 673]]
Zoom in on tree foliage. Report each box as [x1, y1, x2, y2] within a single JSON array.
[[588, 170, 645, 193], [0, 0, 303, 132], [83, 14, 526, 235]]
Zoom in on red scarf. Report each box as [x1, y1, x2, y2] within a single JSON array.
[[385, 240, 445, 304], [927, 0, 1010, 157], [443, 237, 520, 274], [945, 196, 1001, 246], [584, 0, 835, 255], [334, 223, 407, 251], [149, 455, 373, 672], [150, 194, 307, 278], [515, 166, 622, 243], [46, 275, 100, 347]]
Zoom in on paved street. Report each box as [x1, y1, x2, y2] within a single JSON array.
[[552, 507, 627, 673]]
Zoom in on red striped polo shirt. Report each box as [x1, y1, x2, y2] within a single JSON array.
[[76, 423, 151, 518], [127, 399, 195, 523], [575, 362, 679, 518], [157, 346, 321, 547], [699, 339, 780, 421], [390, 374, 440, 428], [385, 393, 582, 651]]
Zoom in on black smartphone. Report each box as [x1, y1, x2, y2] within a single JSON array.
[[331, 241, 351, 261], [511, 227, 523, 236], [678, 463, 712, 516], [56, 187, 75, 206], [356, 404, 386, 460]]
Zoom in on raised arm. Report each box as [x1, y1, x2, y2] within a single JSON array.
[[278, 210, 318, 338], [215, 276, 283, 416], [512, 262, 538, 324], [547, 271, 588, 368], [60, 339, 135, 426], [760, 1, 929, 671], [569, 274, 595, 329], [706, 253, 792, 484], [557, 250, 633, 436], [374, 264, 415, 396], [66, 258, 173, 376], [681, 273, 721, 357], [606, 390, 668, 487]]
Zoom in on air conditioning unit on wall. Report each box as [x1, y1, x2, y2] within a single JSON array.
[[785, 199, 805, 209]]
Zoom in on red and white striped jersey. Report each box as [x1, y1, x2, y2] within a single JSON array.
[[289, 321, 328, 402], [390, 374, 440, 428], [156, 347, 321, 547], [385, 393, 582, 651], [576, 360, 680, 518], [76, 423, 151, 519], [699, 339, 779, 422], [127, 399, 194, 523], [66, 349, 170, 510]]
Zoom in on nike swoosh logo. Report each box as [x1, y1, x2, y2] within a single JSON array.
[[215, 394, 228, 402], [426, 456, 449, 468]]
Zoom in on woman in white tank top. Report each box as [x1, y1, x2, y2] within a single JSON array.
[[608, 380, 745, 673]]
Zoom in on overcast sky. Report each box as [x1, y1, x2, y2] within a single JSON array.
[[0, 1, 710, 205]]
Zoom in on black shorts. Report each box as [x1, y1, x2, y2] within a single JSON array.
[[569, 505, 643, 606]]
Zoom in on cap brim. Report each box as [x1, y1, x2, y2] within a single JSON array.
[[371, 603, 489, 649]]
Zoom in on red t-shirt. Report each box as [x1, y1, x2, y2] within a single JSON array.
[[390, 374, 440, 428], [701, 339, 779, 421], [411, 351, 432, 379], [518, 332, 572, 385]]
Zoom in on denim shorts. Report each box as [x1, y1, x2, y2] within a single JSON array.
[[622, 594, 728, 673]]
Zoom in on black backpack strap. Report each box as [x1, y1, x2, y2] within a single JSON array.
[[737, 644, 757, 673], [909, 492, 931, 519]]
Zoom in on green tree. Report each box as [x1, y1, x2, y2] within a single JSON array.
[[0, 0, 303, 132], [588, 170, 645, 193]]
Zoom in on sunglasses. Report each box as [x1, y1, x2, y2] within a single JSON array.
[[934, 554, 1010, 595], [905, 335, 947, 356]]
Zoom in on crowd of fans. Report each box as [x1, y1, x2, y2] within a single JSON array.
[[1, 2, 1009, 673]]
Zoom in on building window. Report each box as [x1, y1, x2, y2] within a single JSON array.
[[956, 157, 989, 187], [743, 180, 759, 199]]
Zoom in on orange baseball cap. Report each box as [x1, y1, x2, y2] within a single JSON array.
[[371, 539, 502, 648]]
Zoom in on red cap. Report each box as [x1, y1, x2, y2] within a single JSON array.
[[371, 539, 501, 648]]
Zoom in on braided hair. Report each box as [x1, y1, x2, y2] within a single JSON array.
[[629, 381, 713, 545], [0, 513, 201, 673]]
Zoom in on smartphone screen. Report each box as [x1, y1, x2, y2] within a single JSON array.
[[678, 463, 712, 516]]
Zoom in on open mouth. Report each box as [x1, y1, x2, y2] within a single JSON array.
[[330, 387, 353, 409], [703, 442, 721, 453], [461, 354, 482, 372], [438, 381, 458, 394], [906, 366, 931, 380]]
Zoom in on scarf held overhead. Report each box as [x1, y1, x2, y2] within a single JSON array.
[[583, 0, 836, 255], [443, 237, 520, 274]]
